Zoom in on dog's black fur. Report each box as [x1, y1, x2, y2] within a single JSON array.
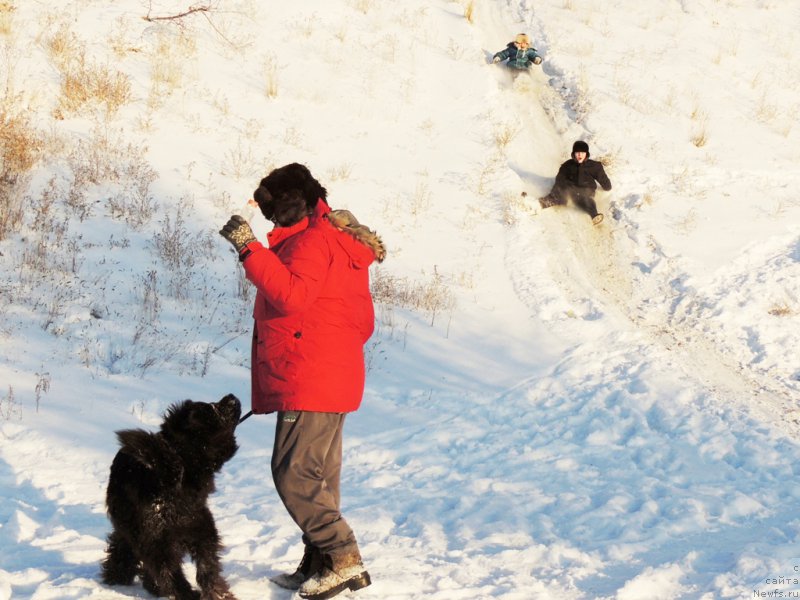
[[101, 394, 242, 600]]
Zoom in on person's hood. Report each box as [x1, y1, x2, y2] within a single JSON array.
[[321, 205, 386, 268], [267, 200, 385, 267]]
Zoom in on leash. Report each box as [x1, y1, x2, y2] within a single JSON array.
[[238, 410, 253, 424]]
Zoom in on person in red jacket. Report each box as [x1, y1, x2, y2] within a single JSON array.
[[219, 163, 385, 600]]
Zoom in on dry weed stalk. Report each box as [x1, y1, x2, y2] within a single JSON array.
[[327, 162, 353, 182], [473, 152, 505, 196], [493, 120, 522, 151], [0, 2, 15, 36], [410, 181, 432, 217], [0, 106, 43, 239], [57, 59, 132, 118], [350, 0, 374, 14], [768, 303, 793, 317], [689, 105, 709, 148], [149, 28, 196, 101], [463, 0, 475, 23], [222, 140, 258, 181], [371, 267, 456, 326], [152, 204, 216, 299], [0, 106, 43, 181], [43, 22, 83, 70], [599, 147, 622, 176], [264, 53, 279, 98], [755, 91, 777, 124], [144, 3, 215, 22], [690, 122, 708, 148], [1, 385, 21, 421], [500, 190, 529, 225]]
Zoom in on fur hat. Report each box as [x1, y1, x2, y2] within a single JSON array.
[[271, 189, 312, 227], [253, 163, 328, 226], [514, 33, 530, 45], [572, 140, 590, 157]]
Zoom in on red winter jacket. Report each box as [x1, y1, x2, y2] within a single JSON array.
[[241, 199, 377, 414]]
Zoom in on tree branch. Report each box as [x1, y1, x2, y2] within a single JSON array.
[[143, 3, 213, 22]]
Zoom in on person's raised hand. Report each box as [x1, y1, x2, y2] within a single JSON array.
[[219, 215, 256, 254]]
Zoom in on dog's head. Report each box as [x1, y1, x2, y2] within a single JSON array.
[[161, 394, 241, 470], [253, 163, 327, 227]]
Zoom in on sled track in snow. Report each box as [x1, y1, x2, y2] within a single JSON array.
[[534, 201, 800, 438], [477, 1, 797, 437]]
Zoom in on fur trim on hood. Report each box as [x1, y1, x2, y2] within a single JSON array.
[[326, 209, 386, 263]]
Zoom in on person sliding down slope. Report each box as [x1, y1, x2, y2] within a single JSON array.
[[539, 140, 612, 225], [491, 33, 543, 77]]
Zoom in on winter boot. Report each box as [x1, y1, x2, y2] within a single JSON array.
[[539, 195, 556, 209], [271, 544, 324, 590], [592, 213, 604, 225], [298, 550, 371, 600]]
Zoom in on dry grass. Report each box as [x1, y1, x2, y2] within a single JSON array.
[[350, 0, 375, 14], [42, 21, 83, 70], [690, 123, 708, 148], [689, 105, 709, 147], [148, 28, 197, 105], [493, 120, 522, 151], [0, 105, 44, 239], [66, 126, 158, 227], [44, 21, 132, 119], [56, 60, 132, 118], [327, 162, 353, 182], [768, 304, 794, 317], [371, 267, 456, 326], [500, 190, 530, 225], [264, 53, 279, 98], [222, 140, 259, 181], [599, 147, 622, 176], [0, 106, 43, 180], [463, 0, 475, 23], [755, 91, 777, 124], [107, 16, 139, 58], [152, 204, 217, 300], [409, 181, 432, 218], [472, 152, 505, 196], [0, 2, 15, 36], [1, 385, 21, 421]]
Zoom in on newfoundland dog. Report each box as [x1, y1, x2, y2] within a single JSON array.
[[101, 394, 242, 600]]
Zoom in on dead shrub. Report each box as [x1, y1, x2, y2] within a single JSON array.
[[0, 2, 15, 36], [0, 107, 44, 239], [57, 59, 132, 118], [371, 267, 455, 326]]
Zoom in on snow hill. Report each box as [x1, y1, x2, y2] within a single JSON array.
[[1, 1, 799, 599]]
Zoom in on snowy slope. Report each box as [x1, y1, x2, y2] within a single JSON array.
[[1, 0, 799, 599]]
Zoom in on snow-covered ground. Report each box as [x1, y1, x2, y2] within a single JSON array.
[[1, 0, 799, 598]]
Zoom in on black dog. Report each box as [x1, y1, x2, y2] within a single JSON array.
[[101, 394, 242, 600]]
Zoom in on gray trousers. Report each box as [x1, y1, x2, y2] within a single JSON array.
[[271, 411, 358, 558]]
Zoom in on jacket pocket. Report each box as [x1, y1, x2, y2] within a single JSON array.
[[256, 325, 302, 385]]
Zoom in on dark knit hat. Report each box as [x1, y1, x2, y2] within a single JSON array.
[[572, 140, 590, 155]]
